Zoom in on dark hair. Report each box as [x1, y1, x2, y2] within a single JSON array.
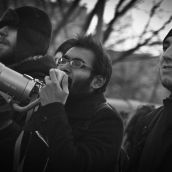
[[54, 38, 77, 55], [74, 35, 112, 93]]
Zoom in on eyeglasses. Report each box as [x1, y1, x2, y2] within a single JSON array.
[[56, 55, 93, 70]]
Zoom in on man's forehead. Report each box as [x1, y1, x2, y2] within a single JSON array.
[[65, 47, 94, 58], [65, 47, 95, 65], [164, 36, 172, 42], [163, 29, 172, 43]]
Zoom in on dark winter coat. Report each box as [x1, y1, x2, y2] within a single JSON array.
[[0, 122, 21, 172], [22, 93, 124, 172], [123, 96, 172, 172], [0, 55, 55, 172]]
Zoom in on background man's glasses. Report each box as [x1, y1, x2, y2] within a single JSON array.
[[56, 56, 93, 70]]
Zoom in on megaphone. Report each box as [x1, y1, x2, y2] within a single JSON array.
[[0, 63, 44, 112]]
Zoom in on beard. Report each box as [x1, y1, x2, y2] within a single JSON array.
[[0, 43, 16, 65], [161, 78, 172, 92], [68, 75, 94, 99]]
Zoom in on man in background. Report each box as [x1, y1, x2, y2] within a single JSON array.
[[123, 28, 172, 172], [0, 6, 55, 172]]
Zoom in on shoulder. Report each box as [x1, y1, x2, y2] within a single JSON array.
[[94, 102, 124, 131], [91, 102, 124, 146], [124, 106, 163, 149], [139, 106, 164, 127], [96, 102, 122, 121]]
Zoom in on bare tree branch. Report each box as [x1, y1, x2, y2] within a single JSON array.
[[139, 0, 163, 39], [103, 0, 140, 43], [81, 0, 101, 35], [52, 0, 81, 36], [109, 11, 172, 64], [95, 0, 106, 41]]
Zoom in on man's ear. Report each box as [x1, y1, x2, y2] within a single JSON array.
[[90, 75, 106, 89]]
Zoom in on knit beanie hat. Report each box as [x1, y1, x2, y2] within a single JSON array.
[[0, 6, 52, 63], [163, 28, 172, 50]]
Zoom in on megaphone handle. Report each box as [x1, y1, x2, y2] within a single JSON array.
[[12, 98, 41, 112], [0, 90, 13, 103]]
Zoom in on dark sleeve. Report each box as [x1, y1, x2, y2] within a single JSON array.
[[160, 144, 172, 171], [32, 103, 124, 172]]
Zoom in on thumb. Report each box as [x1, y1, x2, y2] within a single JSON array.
[[61, 74, 69, 93]]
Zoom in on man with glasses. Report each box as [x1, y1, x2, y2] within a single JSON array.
[[57, 55, 93, 70], [22, 35, 123, 172]]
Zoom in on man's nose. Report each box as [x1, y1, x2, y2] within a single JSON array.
[[58, 63, 71, 73]]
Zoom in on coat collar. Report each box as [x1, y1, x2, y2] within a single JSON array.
[[163, 94, 172, 107], [65, 93, 106, 120]]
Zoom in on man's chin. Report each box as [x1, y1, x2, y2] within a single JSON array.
[[162, 79, 172, 92]]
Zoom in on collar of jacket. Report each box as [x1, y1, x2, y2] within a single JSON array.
[[65, 93, 106, 120], [163, 94, 172, 107]]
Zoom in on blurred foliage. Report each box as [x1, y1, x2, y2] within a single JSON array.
[[105, 55, 168, 104]]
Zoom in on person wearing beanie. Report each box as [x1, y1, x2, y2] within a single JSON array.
[[0, 5, 56, 122], [0, 6, 55, 172], [0, 6, 52, 64], [122, 28, 172, 172]]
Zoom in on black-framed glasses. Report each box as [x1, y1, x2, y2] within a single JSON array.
[[56, 55, 93, 70]]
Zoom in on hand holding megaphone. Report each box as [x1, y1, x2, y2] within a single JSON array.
[[40, 68, 69, 106]]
